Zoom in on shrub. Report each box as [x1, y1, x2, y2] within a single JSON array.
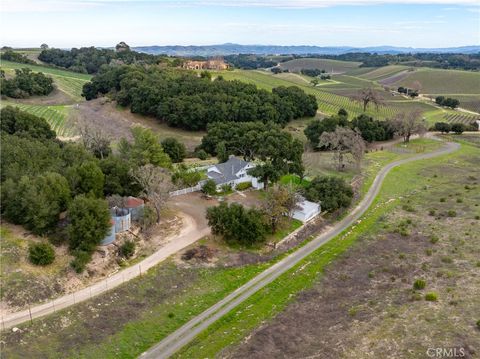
[[441, 256, 453, 264], [425, 292, 438, 301], [456, 198, 463, 203], [476, 320, 480, 330], [119, 240, 136, 259], [430, 235, 439, 244], [219, 183, 232, 194], [202, 179, 217, 196], [303, 176, 353, 212], [70, 250, 91, 273], [451, 123, 466, 134], [236, 182, 252, 191], [161, 137, 186, 163], [429, 209, 436, 216], [206, 202, 266, 246], [447, 210, 457, 217], [196, 149, 208, 160], [413, 279, 426, 290], [28, 242, 55, 266], [440, 198, 446, 202], [425, 249, 433, 256], [475, 215, 480, 220]]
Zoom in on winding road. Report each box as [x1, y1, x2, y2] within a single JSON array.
[[140, 139, 460, 359]]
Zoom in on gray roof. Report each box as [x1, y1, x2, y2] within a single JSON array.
[[207, 157, 250, 185]]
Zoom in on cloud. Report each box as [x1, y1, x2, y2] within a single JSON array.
[[3, 0, 480, 12]]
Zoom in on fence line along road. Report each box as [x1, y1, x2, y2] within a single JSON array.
[[140, 139, 460, 359], [1, 213, 210, 331]]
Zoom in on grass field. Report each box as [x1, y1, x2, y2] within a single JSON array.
[[173, 138, 480, 358], [357, 65, 411, 81], [391, 68, 480, 95], [0, 60, 91, 101], [279, 58, 362, 74], [0, 101, 74, 137]]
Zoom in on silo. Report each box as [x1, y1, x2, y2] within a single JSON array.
[[111, 207, 131, 233], [101, 219, 116, 245]]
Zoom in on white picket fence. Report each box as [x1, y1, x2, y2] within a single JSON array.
[[169, 180, 207, 197]]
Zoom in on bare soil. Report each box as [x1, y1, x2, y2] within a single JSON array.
[[4, 87, 76, 106], [72, 99, 204, 150]]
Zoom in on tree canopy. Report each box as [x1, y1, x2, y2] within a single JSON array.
[[0, 68, 54, 98], [303, 176, 353, 212], [82, 65, 317, 130], [206, 202, 267, 246]]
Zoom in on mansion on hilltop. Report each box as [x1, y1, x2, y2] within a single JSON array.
[[183, 58, 229, 70]]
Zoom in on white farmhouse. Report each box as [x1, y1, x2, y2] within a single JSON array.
[[293, 196, 321, 222], [206, 156, 264, 190]]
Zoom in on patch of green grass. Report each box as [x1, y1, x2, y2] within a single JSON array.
[[279, 174, 310, 188], [268, 219, 303, 243]]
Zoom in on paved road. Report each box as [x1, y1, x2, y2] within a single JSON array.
[[140, 139, 460, 359], [1, 211, 210, 330]]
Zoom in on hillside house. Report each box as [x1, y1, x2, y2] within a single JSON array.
[[183, 58, 229, 70], [206, 156, 263, 190]]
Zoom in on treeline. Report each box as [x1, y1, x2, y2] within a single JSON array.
[[1, 106, 172, 272], [82, 65, 318, 130], [38, 46, 169, 74], [304, 110, 394, 148], [224, 54, 277, 69], [283, 53, 480, 70], [435, 96, 460, 109], [0, 50, 36, 64], [0, 68, 54, 98], [301, 68, 326, 77]]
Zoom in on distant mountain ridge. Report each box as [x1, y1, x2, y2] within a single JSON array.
[[132, 43, 480, 56]]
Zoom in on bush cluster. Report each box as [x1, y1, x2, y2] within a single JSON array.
[[0, 68, 54, 98], [28, 242, 55, 266]]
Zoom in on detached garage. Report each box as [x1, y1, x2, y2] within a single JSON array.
[[293, 197, 321, 222]]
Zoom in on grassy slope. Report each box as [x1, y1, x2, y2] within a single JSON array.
[[0, 60, 91, 101], [0, 60, 92, 137], [279, 58, 362, 73], [173, 138, 478, 358], [0, 101, 74, 137], [392, 68, 480, 95]]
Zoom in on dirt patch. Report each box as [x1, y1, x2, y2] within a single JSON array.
[[71, 99, 204, 150], [379, 70, 410, 86], [5, 87, 76, 106]]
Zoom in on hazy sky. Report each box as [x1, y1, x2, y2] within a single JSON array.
[[1, 0, 479, 48]]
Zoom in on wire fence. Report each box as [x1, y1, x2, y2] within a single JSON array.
[[1, 262, 147, 331]]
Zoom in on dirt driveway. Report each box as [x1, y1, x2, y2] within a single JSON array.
[[168, 190, 264, 231]]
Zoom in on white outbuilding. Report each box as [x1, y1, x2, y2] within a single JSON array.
[[293, 197, 321, 222]]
